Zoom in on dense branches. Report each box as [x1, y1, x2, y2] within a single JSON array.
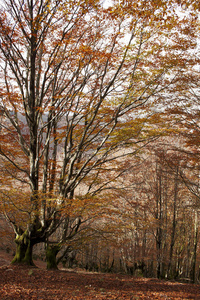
[[0, 0, 199, 267]]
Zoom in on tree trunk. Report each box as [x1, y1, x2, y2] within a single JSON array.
[[46, 244, 61, 270], [191, 210, 198, 283], [155, 162, 163, 279], [167, 165, 179, 279], [12, 231, 35, 266]]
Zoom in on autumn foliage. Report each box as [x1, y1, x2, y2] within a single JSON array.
[[0, 0, 199, 285]]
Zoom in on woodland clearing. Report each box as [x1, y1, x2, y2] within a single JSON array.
[[0, 250, 200, 299]]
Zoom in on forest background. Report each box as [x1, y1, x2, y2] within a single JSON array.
[[0, 0, 200, 283]]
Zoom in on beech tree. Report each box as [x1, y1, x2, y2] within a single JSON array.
[[98, 146, 197, 279], [162, 38, 200, 280], [0, 0, 198, 267]]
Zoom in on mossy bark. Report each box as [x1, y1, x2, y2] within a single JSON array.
[[12, 231, 35, 266], [46, 244, 61, 270]]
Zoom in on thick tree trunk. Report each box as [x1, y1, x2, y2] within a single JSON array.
[[12, 231, 35, 266], [46, 244, 61, 270]]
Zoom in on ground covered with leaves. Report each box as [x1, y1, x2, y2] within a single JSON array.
[[0, 252, 200, 299]]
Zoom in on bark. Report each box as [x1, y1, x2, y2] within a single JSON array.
[[156, 163, 163, 279], [46, 244, 61, 270], [12, 231, 35, 266], [191, 210, 198, 283], [167, 165, 179, 279]]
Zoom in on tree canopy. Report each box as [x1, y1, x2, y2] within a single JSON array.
[[0, 0, 199, 267]]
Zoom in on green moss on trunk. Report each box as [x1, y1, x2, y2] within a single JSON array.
[[46, 244, 61, 270], [12, 231, 35, 266]]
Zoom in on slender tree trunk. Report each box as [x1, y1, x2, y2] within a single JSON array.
[[156, 229, 162, 279], [142, 229, 147, 276], [191, 210, 198, 283], [168, 165, 179, 279], [156, 163, 163, 279]]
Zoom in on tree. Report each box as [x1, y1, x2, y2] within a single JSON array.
[[161, 36, 200, 280], [0, 0, 198, 266]]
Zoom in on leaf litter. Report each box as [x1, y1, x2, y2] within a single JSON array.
[[0, 263, 200, 299]]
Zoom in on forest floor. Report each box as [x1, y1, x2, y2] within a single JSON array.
[[0, 250, 200, 299]]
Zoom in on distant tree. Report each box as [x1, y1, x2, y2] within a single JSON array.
[[164, 56, 200, 281]]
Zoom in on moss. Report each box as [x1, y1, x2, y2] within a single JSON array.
[[12, 231, 35, 266], [46, 244, 61, 270]]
